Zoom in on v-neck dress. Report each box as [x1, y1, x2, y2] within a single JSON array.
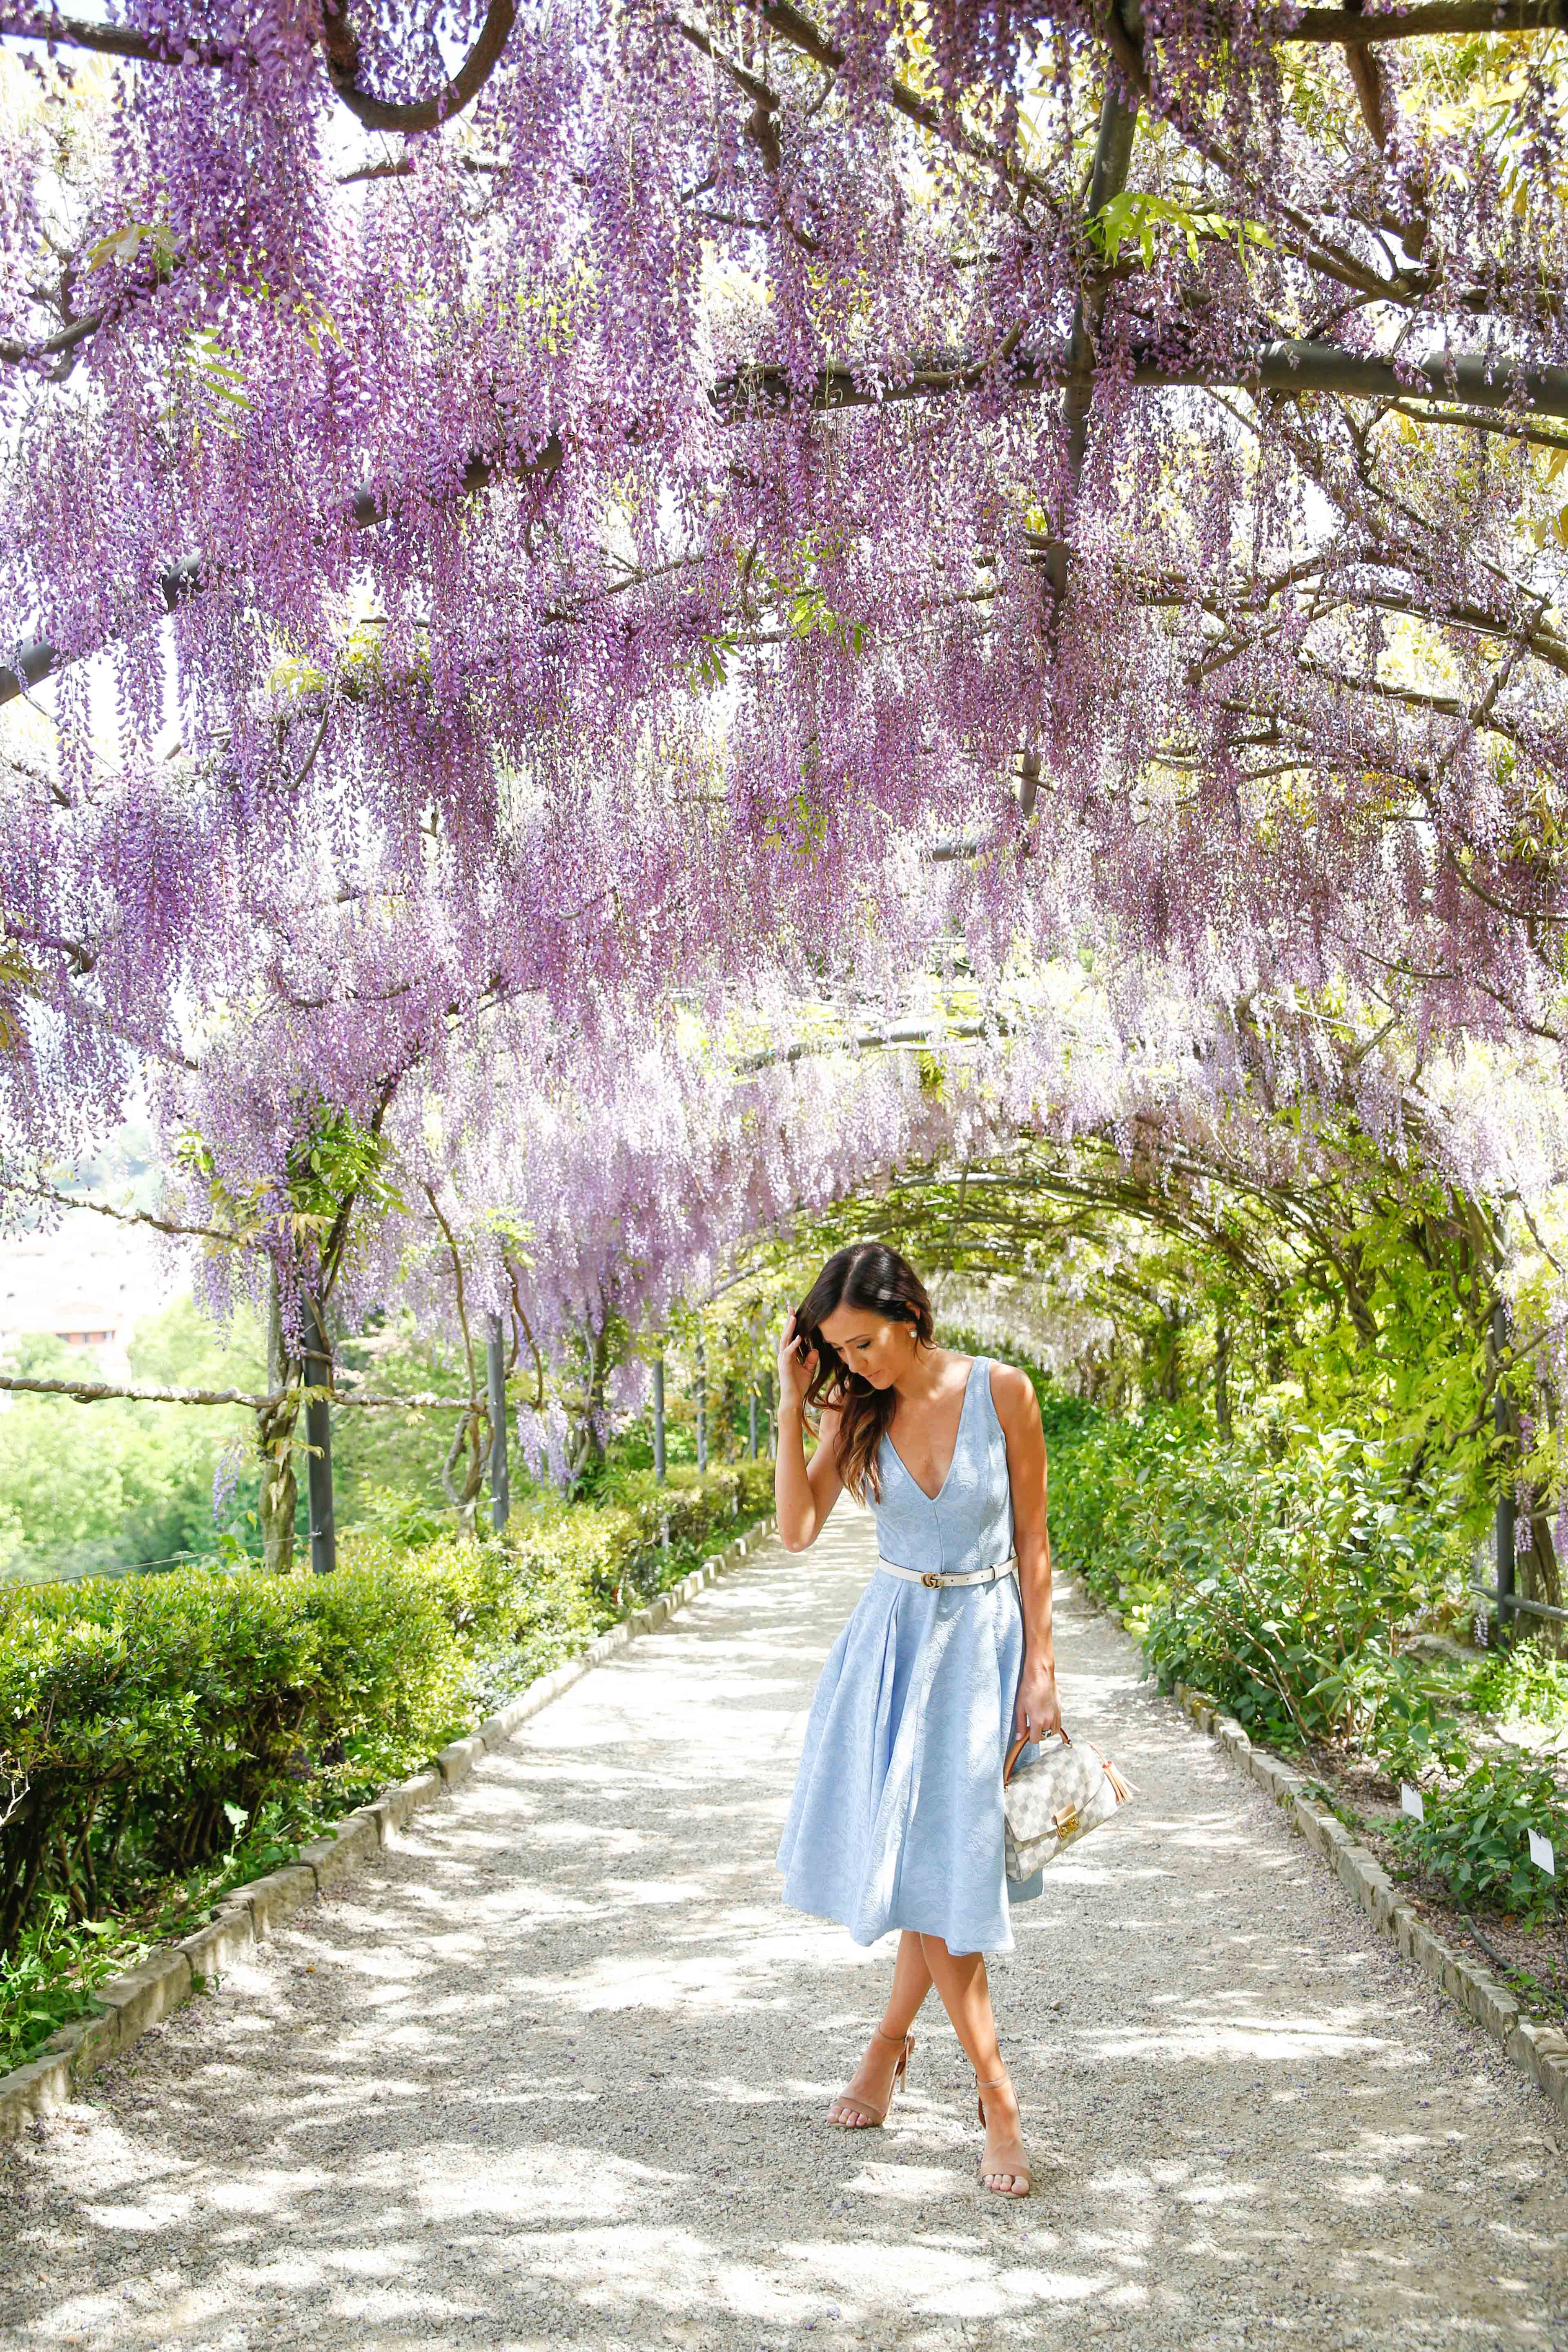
[[775, 1356, 1041, 1956]]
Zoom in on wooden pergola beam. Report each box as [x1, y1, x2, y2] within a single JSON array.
[[0, 1371, 479, 1409], [1281, 0, 1567, 38], [6, 339, 1559, 714]]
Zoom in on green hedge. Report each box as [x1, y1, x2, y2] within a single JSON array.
[[0, 1459, 773, 1971]]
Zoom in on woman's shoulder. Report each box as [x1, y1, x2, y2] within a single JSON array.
[[985, 1359, 1042, 1429]]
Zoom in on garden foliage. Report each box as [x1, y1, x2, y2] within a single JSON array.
[[0, 1312, 266, 1584], [1386, 1757, 1568, 1919], [1048, 1406, 1474, 1758], [1044, 1394, 1568, 1930], [1469, 1637, 1568, 1728]]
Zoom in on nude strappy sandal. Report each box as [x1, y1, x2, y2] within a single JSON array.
[[976, 2069, 1031, 2196], [828, 2027, 914, 2128]]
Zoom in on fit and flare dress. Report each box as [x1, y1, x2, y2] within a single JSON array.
[[776, 1356, 1042, 1957]]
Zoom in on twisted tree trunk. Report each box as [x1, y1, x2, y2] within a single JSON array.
[[257, 1267, 299, 1574], [443, 1404, 491, 1535]]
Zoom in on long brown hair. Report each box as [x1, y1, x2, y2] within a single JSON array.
[[797, 1243, 934, 1503]]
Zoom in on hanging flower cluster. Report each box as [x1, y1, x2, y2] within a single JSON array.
[[2, 2, 1568, 1217]]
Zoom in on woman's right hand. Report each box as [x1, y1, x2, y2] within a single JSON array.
[[777, 1310, 818, 1413]]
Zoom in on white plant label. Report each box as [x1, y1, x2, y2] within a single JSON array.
[[1528, 1829, 1556, 1877], [1401, 1783, 1425, 1824]]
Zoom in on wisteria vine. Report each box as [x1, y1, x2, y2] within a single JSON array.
[[4, 0, 1568, 1354]]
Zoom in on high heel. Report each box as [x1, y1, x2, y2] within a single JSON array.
[[827, 2027, 914, 2128], [976, 2070, 1031, 2197]]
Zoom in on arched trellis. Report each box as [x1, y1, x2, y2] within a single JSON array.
[[7, 955, 1568, 1635], [727, 1082, 1568, 1636]]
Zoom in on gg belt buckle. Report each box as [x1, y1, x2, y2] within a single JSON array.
[[921, 1571, 942, 1588]]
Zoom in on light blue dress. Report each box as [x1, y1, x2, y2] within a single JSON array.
[[776, 1356, 1041, 1956]]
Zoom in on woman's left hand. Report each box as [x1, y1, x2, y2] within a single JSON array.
[[1015, 1653, 1062, 1742]]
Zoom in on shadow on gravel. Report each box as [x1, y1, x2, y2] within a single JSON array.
[[4, 1528, 1566, 2351]]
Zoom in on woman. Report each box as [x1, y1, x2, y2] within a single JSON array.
[[773, 1241, 1061, 2200]]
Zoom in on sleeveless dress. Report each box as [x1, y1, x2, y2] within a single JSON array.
[[775, 1356, 1042, 1956]]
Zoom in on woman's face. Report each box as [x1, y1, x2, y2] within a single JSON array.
[[817, 1303, 920, 1391]]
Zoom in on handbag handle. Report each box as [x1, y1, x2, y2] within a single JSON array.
[[1004, 1724, 1071, 1786]]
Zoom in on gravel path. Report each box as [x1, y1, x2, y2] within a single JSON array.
[[4, 1509, 1566, 2352]]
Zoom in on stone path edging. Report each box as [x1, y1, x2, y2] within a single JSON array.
[[1082, 1578, 1568, 2123], [0, 1516, 776, 2143]]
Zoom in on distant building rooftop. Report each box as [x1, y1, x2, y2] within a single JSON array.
[[1, 1211, 181, 1381]]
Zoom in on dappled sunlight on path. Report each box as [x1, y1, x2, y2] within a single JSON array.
[[4, 1509, 1565, 2351]]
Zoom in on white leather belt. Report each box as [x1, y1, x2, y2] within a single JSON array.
[[878, 1553, 1018, 1590]]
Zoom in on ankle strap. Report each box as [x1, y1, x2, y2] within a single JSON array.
[[873, 2027, 911, 2047]]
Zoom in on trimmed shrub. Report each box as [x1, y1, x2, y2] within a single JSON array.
[[0, 1458, 773, 1962]]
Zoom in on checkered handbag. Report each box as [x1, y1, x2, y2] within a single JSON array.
[[1002, 1727, 1135, 1882]]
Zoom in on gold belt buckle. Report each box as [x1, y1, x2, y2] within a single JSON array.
[[921, 1571, 942, 1588]]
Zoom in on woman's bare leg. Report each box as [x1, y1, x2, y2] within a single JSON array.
[[827, 1931, 932, 2127], [918, 1933, 1029, 2195]]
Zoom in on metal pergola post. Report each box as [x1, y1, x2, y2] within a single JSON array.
[[652, 1354, 666, 1483], [302, 1289, 337, 1577], [696, 1336, 708, 1474], [748, 1388, 758, 1459], [486, 1311, 510, 1532], [1494, 1301, 1517, 1642]]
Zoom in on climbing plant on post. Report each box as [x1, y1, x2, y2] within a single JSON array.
[[169, 1082, 412, 1570], [258, 1265, 299, 1576], [423, 1184, 490, 1535], [301, 1286, 337, 1576], [486, 1311, 510, 1532]]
